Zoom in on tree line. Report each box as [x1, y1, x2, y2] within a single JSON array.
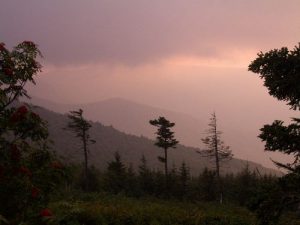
[[62, 152, 276, 207]]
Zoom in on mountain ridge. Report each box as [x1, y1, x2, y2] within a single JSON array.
[[24, 96, 289, 171], [26, 102, 282, 176]]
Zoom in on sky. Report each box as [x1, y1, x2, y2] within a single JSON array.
[[1, 0, 300, 168]]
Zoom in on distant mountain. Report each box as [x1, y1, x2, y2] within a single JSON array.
[[26, 102, 281, 176], [24, 96, 288, 170], [25, 97, 207, 147], [24, 97, 286, 168]]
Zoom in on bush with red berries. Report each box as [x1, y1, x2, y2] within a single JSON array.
[[0, 42, 64, 224]]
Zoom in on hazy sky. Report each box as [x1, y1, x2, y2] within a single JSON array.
[[1, 0, 300, 168]]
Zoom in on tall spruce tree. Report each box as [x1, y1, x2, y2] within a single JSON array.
[[66, 109, 95, 191], [198, 112, 232, 204], [104, 152, 126, 194], [149, 116, 178, 178]]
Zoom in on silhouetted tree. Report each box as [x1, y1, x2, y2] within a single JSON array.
[[104, 152, 126, 194], [66, 109, 95, 191], [178, 162, 191, 199], [249, 43, 300, 172], [248, 43, 300, 224], [198, 112, 232, 204], [235, 163, 258, 206], [198, 168, 217, 201], [149, 116, 178, 179], [138, 155, 154, 195]]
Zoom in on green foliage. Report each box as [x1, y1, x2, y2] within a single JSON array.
[[249, 43, 300, 224], [138, 155, 155, 195], [0, 42, 64, 224], [66, 109, 94, 144], [103, 152, 128, 194], [259, 119, 300, 171], [66, 109, 95, 191], [149, 116, 178, 178], [248, 43, 300, 110], [49, 194, 257, 225], [196, 168, 217, 201], [149, 117, 179, 151]]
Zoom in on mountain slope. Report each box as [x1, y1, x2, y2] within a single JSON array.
[[28, 103, 281, 176], [26, 97, 207, 148], [25, 96, 290, 170]]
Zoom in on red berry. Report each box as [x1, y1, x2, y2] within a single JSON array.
[[3, 68, 13, 76], [40, 208, 53, 217], [9, 113, 20, 123], [17, 105, 28, 115], [31, 187, 40, 198], [10, 144, 21, 161], [19, 166, 32, 177], [0, 43, 5, 51], [50, 161, 63, 169]]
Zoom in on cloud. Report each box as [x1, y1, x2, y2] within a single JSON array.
[[1, 0, 299, 66]]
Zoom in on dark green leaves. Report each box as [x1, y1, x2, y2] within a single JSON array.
[[149, 116, 178, 150], [259, 119, 300, 171], [248, 43, 300, 110]]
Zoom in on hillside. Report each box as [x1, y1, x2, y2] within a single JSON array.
[[25, 97, 272, 168], [25, 97, 207, 148], [27, 103, 281, 176]]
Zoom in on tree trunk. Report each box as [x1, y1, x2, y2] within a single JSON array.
[[83, 131, 88, 192], [164, 147, 168, 177], [213, 115, 222, 204], [164, 147, 168, 190]]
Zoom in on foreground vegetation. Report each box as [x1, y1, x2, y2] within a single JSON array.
[[50, 193, 257, 225], [43, 191, 299, 225]]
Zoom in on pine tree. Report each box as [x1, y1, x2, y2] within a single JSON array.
[[65, 109, 95, 191], [149, 116, 179, 178], [198, 168, 217, 201], [198, 112, 232, 203], [179, 162, 190, 199], [105, 152, 126, 194], [138, 155, 154, 195]]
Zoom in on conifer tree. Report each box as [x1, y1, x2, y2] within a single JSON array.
[[138, 155, 154, 194], [249, 43, 300, 172], [105, 152, 126, 194], [149, 116, 179, 178], [66, 109, 95, 191], [198, 112, 232, 203], [248, 44, 300, 223], [179, 162, 190, 198]]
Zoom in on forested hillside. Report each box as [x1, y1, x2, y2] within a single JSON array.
[[30, 104, 281, 176]]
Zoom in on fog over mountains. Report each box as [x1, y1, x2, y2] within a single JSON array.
[[23, 97, 283, 175]]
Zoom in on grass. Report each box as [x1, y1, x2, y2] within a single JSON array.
[[50, 192, 257, 225]]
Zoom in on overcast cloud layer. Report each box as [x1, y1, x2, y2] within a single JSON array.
[[1, 0, 299, 66]]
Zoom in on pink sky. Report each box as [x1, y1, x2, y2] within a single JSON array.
[[1, 0, 300, 168]]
